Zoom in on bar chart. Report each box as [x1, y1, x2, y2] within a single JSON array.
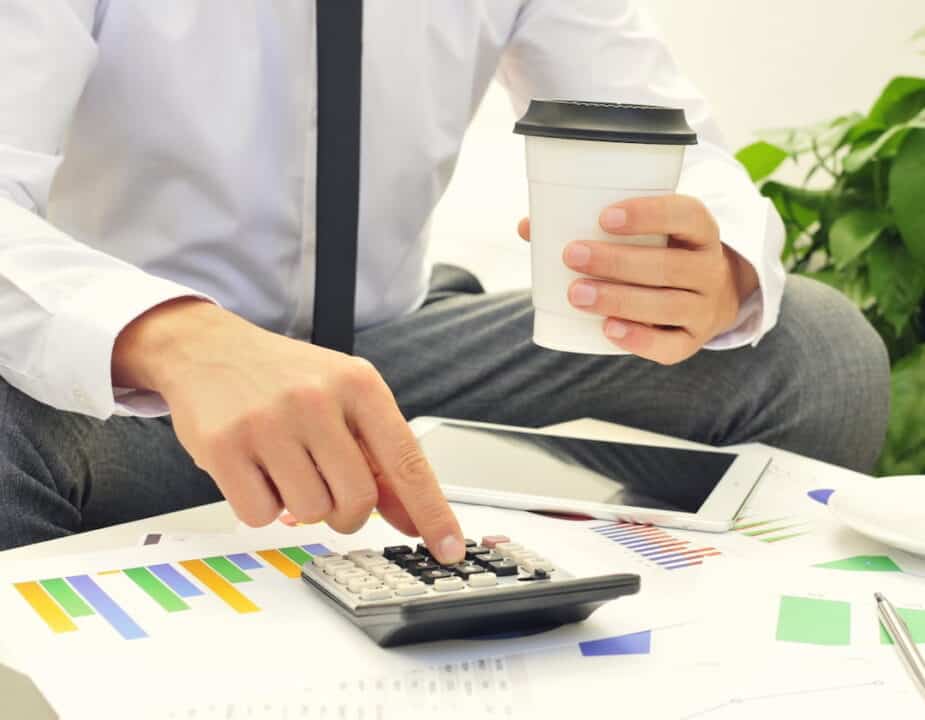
[[12, 543, 332, 641], [590, 522, 721, 570], [733, 515, 811, 544]]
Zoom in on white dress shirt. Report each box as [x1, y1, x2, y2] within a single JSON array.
[[0, 0, 785, 420]]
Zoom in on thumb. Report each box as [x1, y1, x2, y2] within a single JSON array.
[[517, 217, 530, 242]]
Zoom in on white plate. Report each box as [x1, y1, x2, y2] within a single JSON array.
[[828, 476, 925, 556]]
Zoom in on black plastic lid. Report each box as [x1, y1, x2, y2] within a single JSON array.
[[513, 99, 698, 146]]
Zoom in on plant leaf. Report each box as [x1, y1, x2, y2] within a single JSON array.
[[735, 142, 789, 182], [829, 209, 889, 269], [869, 77, 925, 126], [756, 114, 863, 155], [806, 268, 872, 310], [889, 128, 925, 264], [876, 344, 925, 476], [843, 109, 925, 173], [867, 239, 925, 336]]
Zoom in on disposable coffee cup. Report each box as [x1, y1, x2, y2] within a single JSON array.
[[514, 100, 698, 354]]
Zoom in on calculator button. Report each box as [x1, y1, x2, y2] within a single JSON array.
[[433, 577, 465, 593], [465, 546, 491, 560], [395, 582, 428, 597], [369, 563, 402, 579], [420, 569, 454, 585], [473, 551, 503, 567], [488, 559, 519, 576], [494, 543, 523, 557], [407, 561, 440, 576], [359, 587, 393, 601], [509, 551, 537, 565], [464, 538, 478, 548], [347, 577, 382, 593], [480, 535, 510, 549], [384, 572, 416, 588], [383, 545, 413, 560], [311, 554, 342, 570], [395, 553, 427, 568], [335, 568, 368, 584], [521, 558, 555, 574], [468, 572, 498, 588], [346, 549, 378, 560], [451, 563, 485, 580], [323, 560, 356, 576], [415, 543, 431, 556]]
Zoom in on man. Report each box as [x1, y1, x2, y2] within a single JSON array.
[[0, 1, 889, 558]]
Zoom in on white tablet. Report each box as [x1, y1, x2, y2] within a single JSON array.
[[410, 417, 770, 533]]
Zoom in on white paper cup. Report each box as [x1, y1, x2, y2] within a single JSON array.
[[514, 101, 697, 355]]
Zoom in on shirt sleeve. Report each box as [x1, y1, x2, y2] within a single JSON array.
[[497, 0, 786, 348], [0, 1, 211, 419]]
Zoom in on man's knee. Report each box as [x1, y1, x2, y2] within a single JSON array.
[[760, 275, 890, 472]]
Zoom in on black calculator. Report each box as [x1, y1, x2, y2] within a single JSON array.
[[300, 534, 640, 646]]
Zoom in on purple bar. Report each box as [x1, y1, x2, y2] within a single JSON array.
[[642, 545, 692, 559], [808, 488, 835, 505], [303, 544, 333, 556], [598, 525, 651, 539], [580, 630, 651, 657], [149, 563, 204, 598], [227, 553, 263, 571], [664, 559, 702, 570], [66, 575, 147, 640], [621, 537, 673, 550]]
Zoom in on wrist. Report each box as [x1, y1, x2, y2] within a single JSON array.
[[112, 298, 228, 394]]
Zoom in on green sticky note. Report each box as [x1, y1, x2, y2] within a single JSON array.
[[776, 595, 851, 646], [880, 607, 925, 644], [815, 555, 901, 573]]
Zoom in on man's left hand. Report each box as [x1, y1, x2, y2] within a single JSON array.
[[518, 194, 758, 365]]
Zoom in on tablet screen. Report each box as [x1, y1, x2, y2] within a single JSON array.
[[419, 423, 738, 513]]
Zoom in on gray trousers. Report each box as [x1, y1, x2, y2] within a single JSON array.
[[0, 269, 890, 551]]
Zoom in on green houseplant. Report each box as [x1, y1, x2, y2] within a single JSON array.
[[735, 31, 925, 475]]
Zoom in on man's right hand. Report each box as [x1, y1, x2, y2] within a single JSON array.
[[111, 299, 466, 564]]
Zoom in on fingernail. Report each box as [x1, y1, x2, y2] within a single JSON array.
[[570, 282, 597, 307], [564, 242, 591, 268], [437, 534, 465, 563], [605, 319, 630, 340], [601, 207, 627, 230]]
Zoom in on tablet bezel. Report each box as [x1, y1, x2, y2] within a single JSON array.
[[410, 416, 769, 533]]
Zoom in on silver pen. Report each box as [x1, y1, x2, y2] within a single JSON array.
[[875, 592, 925, 699]]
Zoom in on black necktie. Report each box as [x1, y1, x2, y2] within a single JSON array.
[[312, 0, 363, 354]]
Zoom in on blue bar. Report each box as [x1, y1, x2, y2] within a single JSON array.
[[66, 575, 147, 640], [302, 544, 333, 556], [580, 630, 651, 657], [227, 553, 263, 571], [642, 546, 691, 559], [598, 526, 648, 539], [621, 537, 670, 550], [149, 564, 204, 598], [664, 559, 701, 570]]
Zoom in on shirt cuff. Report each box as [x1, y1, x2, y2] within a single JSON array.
[[44, 270, 216, 419]]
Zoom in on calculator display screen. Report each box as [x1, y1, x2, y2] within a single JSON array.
[[418, 423, 738, 513]]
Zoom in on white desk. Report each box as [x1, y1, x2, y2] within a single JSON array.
[[0, 418, 700, 563]]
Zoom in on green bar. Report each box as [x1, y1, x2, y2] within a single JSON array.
[[124, 567, 190, 612], [40, 578, 94, 618], [203, 556, 252, 583], [279, 546, 312, 567], [734, 517, 787, 531], [880, 607, 925, 644], [776, 595, 851, 646], [763, 531, 811, 544], [744, 523, 803, 538], [815, 555, 901, 573]]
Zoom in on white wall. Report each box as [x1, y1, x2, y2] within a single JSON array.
[[428, 0, 925, 292]]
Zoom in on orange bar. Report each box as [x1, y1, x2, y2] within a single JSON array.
[[14, 582, 78, 633], [178, 560, 260, 613], [256, 549, 301, 579]]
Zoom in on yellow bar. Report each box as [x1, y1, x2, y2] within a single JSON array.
[[178, 560, 260, 614], [97, 570, 121, 575], [256, 549, 301, 579], [14, 582, 78, 633]]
